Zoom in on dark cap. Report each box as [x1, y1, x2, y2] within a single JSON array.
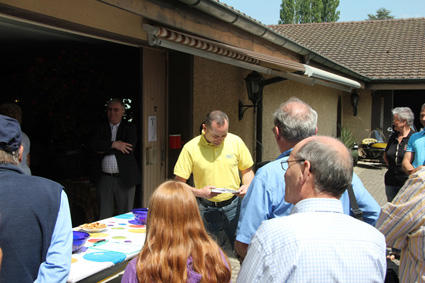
[[0, 114, 22, 152]]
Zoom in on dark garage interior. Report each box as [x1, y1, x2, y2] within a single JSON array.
[[0, 18, 141, 226]]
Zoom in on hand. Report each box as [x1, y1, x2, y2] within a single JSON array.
[[236, 184, 249, 198], [411, 165, 425, 175], [197, 186, 219, 199], [112, 141, 133, 154]]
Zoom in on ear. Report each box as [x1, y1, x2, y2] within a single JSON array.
[[18, 145, 24, 163], [273, 126, 280, 139], [301, 160, 312, 181]]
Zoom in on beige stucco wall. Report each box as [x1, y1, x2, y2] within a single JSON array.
[[192, 57, 372, 163], [262, 80, 343, 161], [193, 57, 255, 155], [342, 89, 372, 143], [0, 0, 147, 41]]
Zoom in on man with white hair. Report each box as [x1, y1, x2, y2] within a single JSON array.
[[237, 136, 386, 282]]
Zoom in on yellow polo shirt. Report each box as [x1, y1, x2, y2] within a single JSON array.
[[174, 132, 254, 202]]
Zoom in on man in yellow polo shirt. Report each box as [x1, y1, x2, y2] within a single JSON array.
[[174, 110, 254, 248]]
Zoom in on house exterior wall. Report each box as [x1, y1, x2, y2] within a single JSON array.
[[342, 89, 373, 143], [262, 80, 342, 161], [192, 57, 255, 154], [192, 57, 371, 163]]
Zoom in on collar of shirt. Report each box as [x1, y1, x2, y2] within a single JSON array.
[[291, 198, 343, 215], [0, 163, 25, 175], [109, 122, 120, 129], [200, 130, 224, 147], [276, 148, 293, 160]]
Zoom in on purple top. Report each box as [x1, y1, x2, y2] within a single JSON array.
[[121, 256, 202, 283]]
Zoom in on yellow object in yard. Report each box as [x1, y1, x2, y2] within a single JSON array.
[[371, 142, 387, 149], [362, 138, 377, 145]]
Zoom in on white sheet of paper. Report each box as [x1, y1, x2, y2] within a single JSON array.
[[211, 188, 238, 194], [148, 116, 157, 142]]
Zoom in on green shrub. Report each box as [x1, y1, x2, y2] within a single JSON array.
[[339, 127, 356, 149]]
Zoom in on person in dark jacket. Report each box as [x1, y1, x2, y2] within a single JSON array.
[[0, 114, 72, 283], [90, 99, 141, 219], [383, 107, 415, 202]]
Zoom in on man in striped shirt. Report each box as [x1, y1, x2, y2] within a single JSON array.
[[376, 167, 425, 283]]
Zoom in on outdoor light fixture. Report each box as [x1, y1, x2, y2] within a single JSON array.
[[238, 100, 255, 121], [239, 71, 286, 120], [245, 71, 264, 105], [351, 90, 359, 116], [240, 71, 287, 164], [239, 71, 264, 120]]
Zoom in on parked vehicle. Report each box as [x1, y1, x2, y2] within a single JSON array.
[[358, 129, 387, 163]]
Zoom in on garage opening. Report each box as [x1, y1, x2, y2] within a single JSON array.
[[0, 18, 142, 226]]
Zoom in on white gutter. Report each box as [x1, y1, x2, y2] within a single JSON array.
[[303, 65, 361, 89]]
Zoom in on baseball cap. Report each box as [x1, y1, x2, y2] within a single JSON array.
[[0, 114, 22, 153]]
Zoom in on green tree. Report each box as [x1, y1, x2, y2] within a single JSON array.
[[279, 0, 295, 24], [322, 0, 340, 22], [279, 0, 339, 24], [367, 8, 394, 20]]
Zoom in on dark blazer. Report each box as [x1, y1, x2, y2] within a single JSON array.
[[90, 120, 141, 187]]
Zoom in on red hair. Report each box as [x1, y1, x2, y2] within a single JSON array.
[[136, 181, 231, 283]]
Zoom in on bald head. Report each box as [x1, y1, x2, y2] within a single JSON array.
[[273, 98, 317, 142], [293, 136, 353, 198]]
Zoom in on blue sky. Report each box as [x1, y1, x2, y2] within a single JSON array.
[[219, 0, 425, 24]]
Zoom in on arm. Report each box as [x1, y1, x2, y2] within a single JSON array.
[[174, 145, 217, 199], [235, 166, 290, 260], [376, 170, 425, 249], [402, 151, 415, 175], [383, 152, 388, 166], [237, 167, 254, 197], [113, 122, 137, 154], [234, 241, 249, 262], [174, 175, 218, 199], [35, 191, 73, 283], [349, 174, 381, 226], [383, 136, 391, 166]]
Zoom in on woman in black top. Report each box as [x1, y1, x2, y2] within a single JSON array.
[[383, 107, 415, 202]]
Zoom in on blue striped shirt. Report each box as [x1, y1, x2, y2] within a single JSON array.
[[238, 198, 386, 283]]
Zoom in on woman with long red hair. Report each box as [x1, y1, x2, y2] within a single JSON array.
[[121, 180, 231, 283]]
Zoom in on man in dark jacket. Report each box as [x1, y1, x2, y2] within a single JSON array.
[[0, 114, 72, 282], [90, 99, 141, 219]]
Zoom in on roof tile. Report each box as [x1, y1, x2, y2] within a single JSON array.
[[269, 18, 425, 80]]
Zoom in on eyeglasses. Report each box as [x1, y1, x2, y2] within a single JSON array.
[[281, 159, 305, 172]]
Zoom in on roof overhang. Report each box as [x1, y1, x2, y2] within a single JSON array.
[[144, 24, 362, 92], [368, 83, 425, 90]]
